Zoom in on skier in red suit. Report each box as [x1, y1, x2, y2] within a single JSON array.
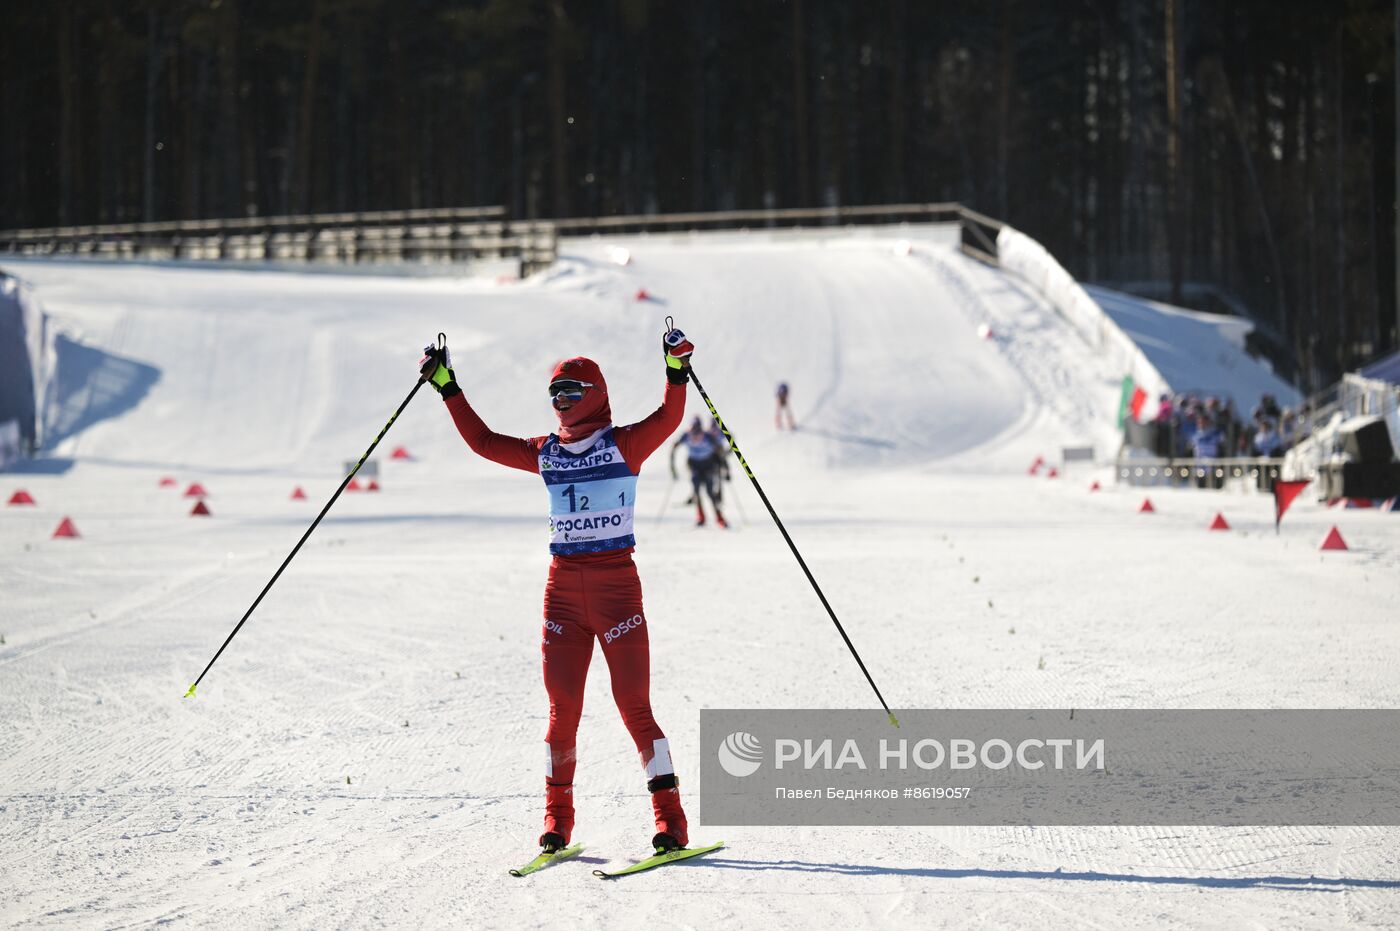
[[418, 327, 696, 855]]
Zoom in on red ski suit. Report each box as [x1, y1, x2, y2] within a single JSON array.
[[443, 372, 686, 844]]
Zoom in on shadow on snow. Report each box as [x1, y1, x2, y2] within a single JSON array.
[[689, 857, 1400, 891]]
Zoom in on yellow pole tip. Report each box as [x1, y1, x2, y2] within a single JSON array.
[[888, 712, 900, 728], [183, 684, 197, 699]]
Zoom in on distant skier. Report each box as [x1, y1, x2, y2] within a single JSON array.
[[418, 327, 696, 856], [670, 416, 729, 527], [775, 382, 796, 430]]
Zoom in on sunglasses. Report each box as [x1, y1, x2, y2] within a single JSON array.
[[548, 379, 594, 402]]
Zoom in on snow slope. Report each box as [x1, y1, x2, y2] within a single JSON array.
[[2, 236, 1398, 929], [1087, 284, 1300, 407]]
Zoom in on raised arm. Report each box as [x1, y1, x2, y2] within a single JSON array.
[[419, 338, 541, 474], [617, 379, 687, 471], [444, 392, 542, 473], [616, 327, 695, 472]]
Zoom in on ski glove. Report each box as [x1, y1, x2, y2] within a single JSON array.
[[663, 328, 694, 385], [419, 342, 461, 399]]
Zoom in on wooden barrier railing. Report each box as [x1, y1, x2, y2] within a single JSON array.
[[0, 203, 1005, 275]]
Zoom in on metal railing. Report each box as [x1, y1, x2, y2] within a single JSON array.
[[1115, 455, 1286, 490]]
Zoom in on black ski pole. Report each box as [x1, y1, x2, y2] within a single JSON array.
[[673, 322, 899, 727], [183, 345, 436, 698]]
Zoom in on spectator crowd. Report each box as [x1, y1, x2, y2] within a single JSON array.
[[1151, 392, 1300, 461]]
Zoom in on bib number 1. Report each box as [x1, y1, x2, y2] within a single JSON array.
[[561, 485, 590, 512]]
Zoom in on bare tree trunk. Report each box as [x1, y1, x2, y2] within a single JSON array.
[[996, 0, 1013, 218], [1208, 57, 1288, 343], [57, 0, 79, 225], [792, 0, 810, 205], [295, 0, 324, 213], [97, 6, 119, 221], [143, 9, 162, 222], [692, 5, 707, 211], [1165, 0, 1184, 304], [548, 1, 571, 217], [887, 0, 907, 202], [215, 0, 242, 216], [1334, 29, 1347, 373]]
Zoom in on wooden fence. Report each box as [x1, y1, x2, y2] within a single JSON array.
[[0, 206, 558, 275], [0, 202, 1005, 275]]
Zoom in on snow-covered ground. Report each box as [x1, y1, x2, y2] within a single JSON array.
[[2, 235, 1398, 929], [1087, 284, 1300, 407]]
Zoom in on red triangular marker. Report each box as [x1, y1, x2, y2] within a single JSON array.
[[1209, 512, 1230, 531], [367, 479, 380, 492], [291, 486, 307, 500], [183, 483, 208, 498], [390, 446, 413, 460], [190, 500, 211, 516], [8, 489, 35, 505], [1046, 467, 1059, 479], [635, 288, 650, 302], [1319, 525, 1348, 551], [1089, 480, 1101, 492], [52, 517, 80, 539], [1273, 479, 1309, 533], [347, 478, 362, 491], [158, 476, 178, 488], [1139, 498, 1155, 513]]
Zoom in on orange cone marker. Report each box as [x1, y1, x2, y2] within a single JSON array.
[[1318, 526, 1348, 551]]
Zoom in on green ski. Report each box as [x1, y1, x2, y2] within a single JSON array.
[[508, 843, 585, 877], [592, 841, 725, 879]]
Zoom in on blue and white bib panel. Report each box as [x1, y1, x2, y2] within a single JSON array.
[[539, 428, 638, 556]]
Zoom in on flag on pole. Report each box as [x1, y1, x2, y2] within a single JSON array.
[[1273, 479, 1310, 533], [1130, 385, 1148, 421], [1117, 376, 1149, 427]]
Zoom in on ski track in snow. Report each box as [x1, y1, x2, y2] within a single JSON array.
[[1, 240, 1398, 929]]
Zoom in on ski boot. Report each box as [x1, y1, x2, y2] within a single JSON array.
[[648, 774, 689, 849], [539, 781, 574, 850], [652, 832, 683, 853], [715, 508, 728, 529], [695, 503, 706, 527]]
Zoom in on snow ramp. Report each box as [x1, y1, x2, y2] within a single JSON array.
[[3, 226, 1286, 478]]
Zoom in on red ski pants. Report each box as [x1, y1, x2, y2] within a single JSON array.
[[541, 556, 673, 786]]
